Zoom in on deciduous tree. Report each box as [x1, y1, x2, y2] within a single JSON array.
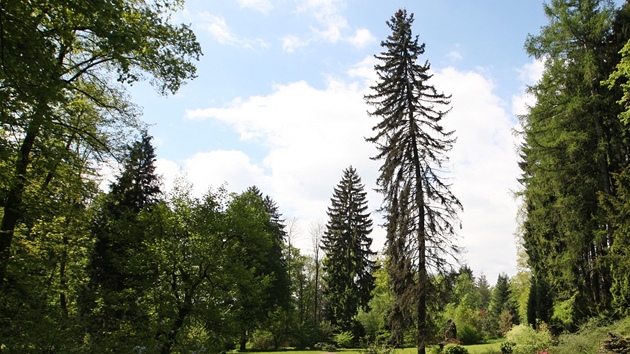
[[0, 0, 201, 284]]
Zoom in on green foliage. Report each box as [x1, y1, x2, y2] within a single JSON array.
[[604, 39, 630, 124], [488, 273, 518, 337], [314, 342, 338, 351], [0, 0, 201, 280], [498, 310, 514, 337], [442, 304, 483, 345], [457, 323, 483, 346], [251, 330, 276, 350], [601, 165, 630, 316], [551, 317, 630, 354], [357, 261, 393, 343], [443, 344, 469, 354], [500, 341, 514, 354], [551, 294, 578, 329], [0, 0, 201, 350], [363, 342, 395, 354], [520, 0, 630, 324], [505, 324, 552, 354], [334, 331, 355, 348]]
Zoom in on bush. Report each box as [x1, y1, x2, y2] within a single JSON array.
[[250, 330, 275, 350], [334, 331, 354, 348], [314, 342, 337, 351], [505, 324, 552, 354], [458, 323, 483, 345], [362, 342, 395, 354], [443, 343, 469, 354], [500, 341, 514, 354]]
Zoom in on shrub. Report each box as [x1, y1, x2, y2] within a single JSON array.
[[457, 323, 483, 345], [314, 342, 337, 351], [362, 342, 395, 354], [443, 343, 469, 354], [500, 341, 514, 354], [250, 330, 275, 350], [334, 331, 354, 348], [498, 309, 515, 336], [505, 324, 552, 354]]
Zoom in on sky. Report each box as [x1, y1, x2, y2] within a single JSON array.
[[123, 0, 560, 283]]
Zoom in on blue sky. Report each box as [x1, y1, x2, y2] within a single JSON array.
[[123, 0, 589, 283]]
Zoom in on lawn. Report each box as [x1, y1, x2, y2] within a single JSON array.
[[243, 340, 503, 354]]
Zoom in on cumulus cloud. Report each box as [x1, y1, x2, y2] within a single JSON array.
[[238, 0, 273, 14], [197, 13, 269, 49], [347, 28, 377, 49], [185, 77, 380, 216], [433, 68, 521, 278]]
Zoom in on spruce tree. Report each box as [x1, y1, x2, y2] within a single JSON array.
[[488, 273, 518, 336], [82, 131, 161, 348], [365, 10, 462, 353], [321, 166, 376, 333]]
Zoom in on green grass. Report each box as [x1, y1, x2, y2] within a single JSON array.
[[463, 340, 503, 353], [242, 340, 504, 354]]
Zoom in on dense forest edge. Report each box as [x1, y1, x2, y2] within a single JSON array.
[[3, 0, 630, 353]]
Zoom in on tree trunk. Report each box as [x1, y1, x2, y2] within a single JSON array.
[[0, 115, 43, 283]]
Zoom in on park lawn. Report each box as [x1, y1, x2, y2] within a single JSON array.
[[463, 340, 503, 353], [244, 340, 503, 354]]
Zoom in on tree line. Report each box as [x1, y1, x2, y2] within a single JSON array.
[[519, 0, 630, 331]]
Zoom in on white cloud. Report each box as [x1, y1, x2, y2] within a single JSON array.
[[347, 28, 376, 49], [289, 0, 372, 49], [512, 58, 545, 116], [238, 0, 273, 14], [347, 56, 378, 84], [197, 13, 269, 49], [297, 0, 348, 43], [156, 158, 181, 193], [281, 34, 309, 53], [183, 150, 268, 197], [448, 50, 463, 61], [177, 60, 521, 279], [432, 67, 521, 279]]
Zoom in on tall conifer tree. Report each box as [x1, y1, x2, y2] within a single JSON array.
[[520, 0, 626, 321], [321, 166, 375, 333], [82, 132, 161, 349], [365, 10, 462, 353]]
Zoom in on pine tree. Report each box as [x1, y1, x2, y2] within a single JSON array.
[[365, 9, 462, 353], [322, 166, 376, 333]]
